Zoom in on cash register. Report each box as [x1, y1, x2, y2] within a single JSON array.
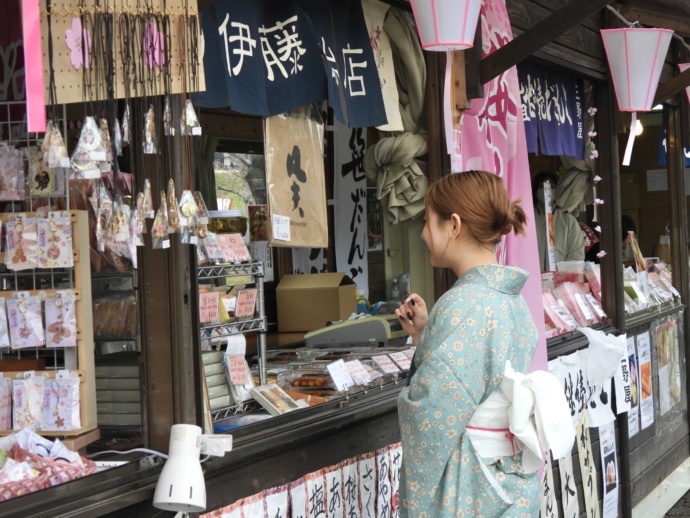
[[303, 314, 409, 348]]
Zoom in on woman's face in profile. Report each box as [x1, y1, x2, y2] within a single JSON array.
[[421, 208, 452, 268]]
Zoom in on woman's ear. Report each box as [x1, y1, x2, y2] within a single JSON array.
[[450, 214, 462, 238]]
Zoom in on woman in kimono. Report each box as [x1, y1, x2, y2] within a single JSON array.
[[395, 171, 540, 517]]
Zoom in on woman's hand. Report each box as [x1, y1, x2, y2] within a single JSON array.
[[395, 293, 429, 346]]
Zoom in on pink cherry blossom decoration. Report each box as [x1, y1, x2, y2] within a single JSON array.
[[593, 175, 602, 183], [590, 150, 599, 159], [594, 198, 604, 205], [595, 226, 601, 233], [65, 17, 92, 70], [596, 250, 607, 258], [588, 131, 597, 138], [143, 21, 165, 68], [588, 107, 597, 116]]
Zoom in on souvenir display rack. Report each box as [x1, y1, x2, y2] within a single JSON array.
[[0, 210, 97, 436], [197, 259, 267, 428]]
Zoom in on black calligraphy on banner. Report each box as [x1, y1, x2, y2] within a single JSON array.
[[376, 449, 392, 518], [517, 61, 584, 160], [540, 453, 558, 518], [326, 468, 344, 518], [358, 455, 376, 518], [336, 127, 367, 284], [389, 446, 402, 518], [307, 475, 326, 518], [200, 0, 387, 128], [576, 413, 601, 518], [343, 461, 361, 518]]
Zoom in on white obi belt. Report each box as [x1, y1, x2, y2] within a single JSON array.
[[466, 360, 575, 474]]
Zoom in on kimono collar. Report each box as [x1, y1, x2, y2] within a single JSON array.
[[458, 264, 528, 295]]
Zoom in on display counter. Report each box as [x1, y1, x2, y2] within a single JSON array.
[[0, 367, 403, 517]]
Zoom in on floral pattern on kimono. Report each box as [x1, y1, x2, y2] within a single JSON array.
[[398, 265, 539, 517]]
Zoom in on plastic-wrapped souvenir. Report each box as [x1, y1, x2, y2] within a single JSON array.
[[37, 211, 73, 268], [152, 191, 170, 249], [143, 105, 157, 154], [163, 96, 173, 136], [122, 105, 131, 145], [143, 178, 154, 218], [181, 99, 202, 136], [71, 116, 106, 178], [0, 146, 26, 201], [100, 118, 113, 162], [6, 215, 38, 271], [167, 179, 180, 233], [45, 291, 77, 348], [7, 295, 45, 349], [113, 119, 122, 156]]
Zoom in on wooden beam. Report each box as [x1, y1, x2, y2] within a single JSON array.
[[654, 67, 690, 106], [616, 1, 690, 37], [480, 0, 614, 84]]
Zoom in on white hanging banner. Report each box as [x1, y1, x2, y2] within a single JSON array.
[[292, 248, 328, 274], [580, 350, 616, 427], [376, 447, 393, 518], [333, 121, 369, 296], [549, 353, 587, 427], [306, 471, 328, 518], [359, 453, 377, 518], [627, 336, 640, 438], [361, 0, 403, 132], [324, 466, 345, 518], [241, 493, 265, 518], [576, 412, 601, 518], [540, 452, 559, 518], [558, 453, 580, 518], [599, 420, 619, 518], [342, 461, 362, 518], [389, 444, 403, 518], [264, 486, 289, 518], [290, 477, 309, 518]]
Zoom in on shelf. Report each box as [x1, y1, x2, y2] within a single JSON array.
[[200, 317, 266, 339], [197, 261, 264, 280]]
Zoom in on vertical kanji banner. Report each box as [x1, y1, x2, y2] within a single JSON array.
[[333, 120, 369, 295]]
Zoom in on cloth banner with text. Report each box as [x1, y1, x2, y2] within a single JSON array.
[[333, 121, 369, 295], [265, 113, 328, 249], [517, 61, 585, 160], [200, 0, 387, 128], [200, 442, 403, 518]]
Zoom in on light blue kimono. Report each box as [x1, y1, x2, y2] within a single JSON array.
[[398, 265, 540, 517]]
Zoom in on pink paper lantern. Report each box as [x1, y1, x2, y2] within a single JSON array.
[[410, 0, 482, 51], [679, 63, 690, 103], [601, 28, 674, 112]]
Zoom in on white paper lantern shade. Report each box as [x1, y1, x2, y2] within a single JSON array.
[[679, 63, 690, 103], [601, 28, 674, 112], [410, 0, 482, 51]]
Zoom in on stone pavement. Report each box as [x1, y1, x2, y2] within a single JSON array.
[[667, 490, 690, 516]]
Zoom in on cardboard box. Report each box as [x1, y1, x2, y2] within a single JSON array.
[[276, 273, 357, 332]]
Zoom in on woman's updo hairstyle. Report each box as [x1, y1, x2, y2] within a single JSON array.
[[425, 171, 527, 245]]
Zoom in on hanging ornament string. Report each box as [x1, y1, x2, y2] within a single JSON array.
[[119, 10, 138, 188], [178, 13, 193, 191], [187, 7, 200, 193], [80, 1, 96, 117]]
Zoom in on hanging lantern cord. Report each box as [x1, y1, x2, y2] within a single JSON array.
[[605, 5, 690, 53]]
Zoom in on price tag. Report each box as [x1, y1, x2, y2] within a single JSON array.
[[59, 158, 71, 168], [217, 233, 251, 262], [199, 291, 219, 323], [372, 355, 401, 374], [272, 214, 290, 242], [345, 360, 372, 386], [235, 289, 258, 319], [227, 355, 249, 385], [388, 352, 411, 371], [89, 151, 107, 161], [326, 359, 355, 392], [192, 127, 202, 136], [189, 236, 198, 245], [161, 239, 171, 249]]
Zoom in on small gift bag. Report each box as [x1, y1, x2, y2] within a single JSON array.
[[0, 297, 10, 349], [13, 372, 45, 430], [45, 291, 77, 348], [0, 376, 12, 429], [6, 215, 38, 271], [7, 296, 45, 349], [41, 371, 81, 432], [37, 211, 74, 269]]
